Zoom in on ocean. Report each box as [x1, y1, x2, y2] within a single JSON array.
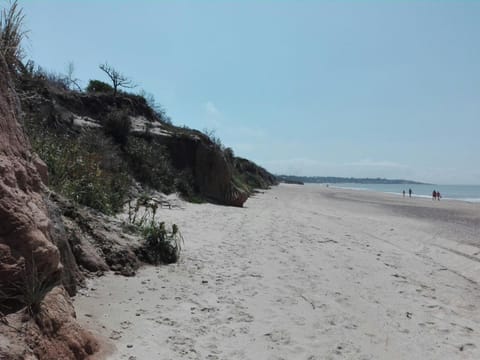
[[324, 183, 480, 202]]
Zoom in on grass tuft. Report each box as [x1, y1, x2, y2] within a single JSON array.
[[0, 0, 28, 72], [0, 254, 59, 316]]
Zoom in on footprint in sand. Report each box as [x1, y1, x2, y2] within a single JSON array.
[[235, 310, 254, 323], [459, 343, 476, 352], [333, 292, 351, 305], [264, 329, 292, 345], [155, 317, 177, 326], [194, 325, 209, 336], [206, 342, 221, 354], [462, 326, 474, 333], [120, 320, 132, 329], [167, 335, 199, 358], [292, 315, 307, 326], [109, 330, 122, 340], [238, 326, 249, 334], [215, 325, 236, 337]]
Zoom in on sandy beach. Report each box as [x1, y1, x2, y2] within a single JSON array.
[[75, 184, 480, 360]]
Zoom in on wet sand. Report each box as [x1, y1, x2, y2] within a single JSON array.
[[76, 184, 480, 359]]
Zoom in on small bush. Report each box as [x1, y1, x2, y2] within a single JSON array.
[[27, 65, 70, 91], [141, 222, 183, 264], [203, 128, 223, 150], [174, 169, 198, 200], [86, 79, 113, 93], [127, 197, 183, 264], [103, 110, 131, 146], [26, 124, 131, 214], [137, 89, 172, 125], [125, 137, 175, 193]]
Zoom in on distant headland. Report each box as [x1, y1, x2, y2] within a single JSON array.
[[277, 175, 427, 185]]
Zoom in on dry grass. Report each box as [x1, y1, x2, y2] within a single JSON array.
[[0, 0, 28, 71], [0, 255, 59, 316]]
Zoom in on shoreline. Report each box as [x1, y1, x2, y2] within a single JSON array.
[[313, 183, 480, 203], [76, 184, 480, 359]]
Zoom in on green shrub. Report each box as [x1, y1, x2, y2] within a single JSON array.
[[137, 89, 173, 125], [86, 79, 113, 93], [174, 169, 194, 197], [27, 125, 130, 214], [127, 197, 183, 264], [232, 173, 251, 194], [202, 128, 223, 150], [140, 222, 183, 264], [125, 137, 175, 193], [103, 110, 131, 146]]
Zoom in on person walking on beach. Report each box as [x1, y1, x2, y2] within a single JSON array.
[[409, 188, 412, 198], [432, 190, 437, 200], [437, 191, 441, 201], [403, 190, 406, 197]]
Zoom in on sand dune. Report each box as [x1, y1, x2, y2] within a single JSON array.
[[75, 184, 480, 359]]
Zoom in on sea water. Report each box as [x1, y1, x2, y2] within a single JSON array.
[[326, 183, 480, 202]]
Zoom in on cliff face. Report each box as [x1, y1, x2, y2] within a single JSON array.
[[165, 133, 248, 205], [19, 77, 277, 207], [0, 55, 61, 315], [0, 55, 97, 359]]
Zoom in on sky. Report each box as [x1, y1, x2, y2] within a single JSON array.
[[18, 0, 480, 184]]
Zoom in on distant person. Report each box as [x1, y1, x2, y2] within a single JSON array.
[[437, 191, 441, 201], [409, 188, 412, 198], [403, 190, 405, 197], [432, 190, 437, 200]]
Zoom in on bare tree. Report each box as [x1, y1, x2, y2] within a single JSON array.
[[65, 61, 82, 91], [99, 62, 136, 96]]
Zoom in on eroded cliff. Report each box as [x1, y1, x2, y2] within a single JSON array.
[[0, 54, 97, 359], [18, 72, 277, 208]]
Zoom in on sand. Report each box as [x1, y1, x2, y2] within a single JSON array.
[[75, 184, 480, 360]]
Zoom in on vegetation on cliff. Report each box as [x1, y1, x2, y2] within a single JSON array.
[[17, 60, 276, 212], [1, 0, 276, 215], [2, 0, 276, 216]]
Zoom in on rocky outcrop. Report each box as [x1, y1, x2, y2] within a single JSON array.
[[54, 193, 141, 277], [0, 55, 97, 358], [0, 287, 98, 360]]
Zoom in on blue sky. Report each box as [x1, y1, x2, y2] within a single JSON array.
[[19, 1, 480, 184]]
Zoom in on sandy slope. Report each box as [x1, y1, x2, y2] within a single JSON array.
[[75, 184, 480, 360]]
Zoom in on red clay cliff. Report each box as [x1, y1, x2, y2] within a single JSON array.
[[0, 54, 98, 359]]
